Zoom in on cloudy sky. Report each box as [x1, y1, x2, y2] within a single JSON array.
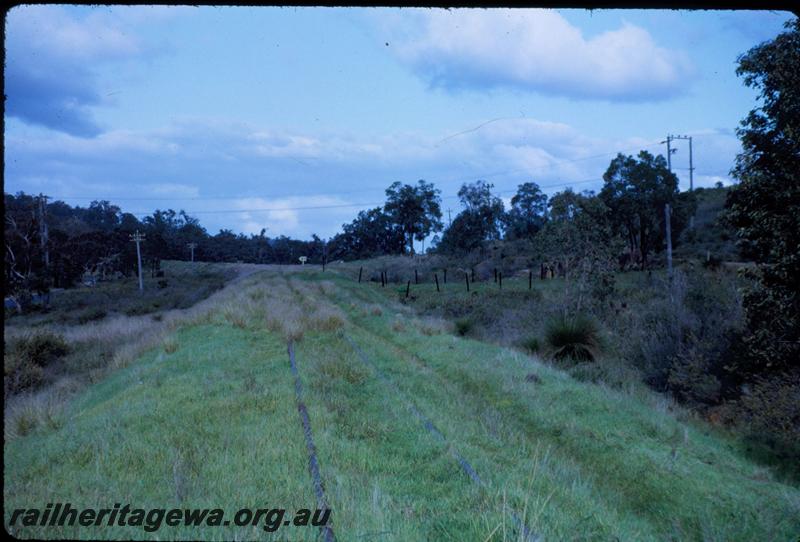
[[4, 6, 794, 239]]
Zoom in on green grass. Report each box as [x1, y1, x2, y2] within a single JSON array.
[[4, 267, 799, 540]]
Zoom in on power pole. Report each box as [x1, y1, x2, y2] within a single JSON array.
[[130, 230, 146, 292], [666, 134, 695, 227], [688, 136, 694, 228], [187, 242, 197, 262], [447, 208, 452, 227], [662, 135, 677, 173], [688, 136, 694, 191]]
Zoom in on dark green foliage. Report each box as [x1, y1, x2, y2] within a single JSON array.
[[328, 207, 406, 260], [454, 318, 474, 336], [738, 372, 800, 483], [534, 189, 621, 314], [724, 19, 800, 389], [383, 180, 443, 255], [504, 182, 548, 240], [77, 307, 107, 324], [544, 315, 601, 362], [437, 181, 505, 254], [520, 336, 540, 354], [4, 332, 69, 393], [600, 151, 695, 268], [618, 269, 743, 400]]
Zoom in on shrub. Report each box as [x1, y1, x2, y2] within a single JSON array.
[[4, 332, 69, 393], [13, 331, 69, 361], [454, 318, 473, 336], [77, 307, 107, 324], [520, 336, 540, 354], [737, 372, 800, 481], [544, 314, 601, 362], [163, 338, 179, 354]]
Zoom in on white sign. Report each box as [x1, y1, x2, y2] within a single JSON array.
[[299, 256, 308, 265]]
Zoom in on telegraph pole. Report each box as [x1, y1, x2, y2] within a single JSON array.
[[665, 134, 695, 227], [688, 136, 694, 191], [130, 230, 146, 292], [187, 242, 197, 262], [447, 208, 452, 228], [662, 135, 677, 172], [664, 134, 696, 186]]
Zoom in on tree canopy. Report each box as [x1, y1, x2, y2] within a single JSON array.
[[724, 18, 800, 380], [383, 180, 443, 255], [600, 150, 694, 268], [505, 181, 548, 240], [436, 180, 505, 254]]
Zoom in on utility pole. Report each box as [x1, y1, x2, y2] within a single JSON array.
[[130, 230, 146, 292], [447, 208, 452, 228], [662, 135, 676, 173], [688, 136, 694, 228], [663, 134, 696, 228], [688, 136, 694, 191], [187, 242, 197, 262], [666, 134, 695, 227], [667, 134, 694, 190]]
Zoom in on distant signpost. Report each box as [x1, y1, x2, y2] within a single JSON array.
[[299, 256, 308, 266]]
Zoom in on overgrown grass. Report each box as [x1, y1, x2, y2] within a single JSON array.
[[5, 266, 799, 540]]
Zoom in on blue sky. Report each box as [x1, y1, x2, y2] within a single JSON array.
[[4, 6, 794, 240]]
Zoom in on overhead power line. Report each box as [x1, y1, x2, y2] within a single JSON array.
[[123, 177, 606, 216], [43, 140, 665, 203]]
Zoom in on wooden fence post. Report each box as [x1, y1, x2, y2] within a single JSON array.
[[528, 270, 532, 290], [443, 268, 447, 283], [358, 267, 362, 283], [434, 273, 440, 292], [415, 269, 419, 284], [499, 271, 502, 289], [465, 272, 470, 292], [406, 280, 411, 299]]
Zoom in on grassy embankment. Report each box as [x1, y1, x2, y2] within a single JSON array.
[[4, 261, 246, 437], [5, 265, 799, 540]]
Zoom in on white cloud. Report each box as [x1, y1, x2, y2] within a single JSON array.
[[387, 9, 693, 101], [7, 5, 142, 63], [230, 196, 361, 238], [6, 114, 742, 236], [5, 5, 181, 136]]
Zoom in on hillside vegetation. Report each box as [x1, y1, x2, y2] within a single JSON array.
[[5, 264, 799, 540]]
